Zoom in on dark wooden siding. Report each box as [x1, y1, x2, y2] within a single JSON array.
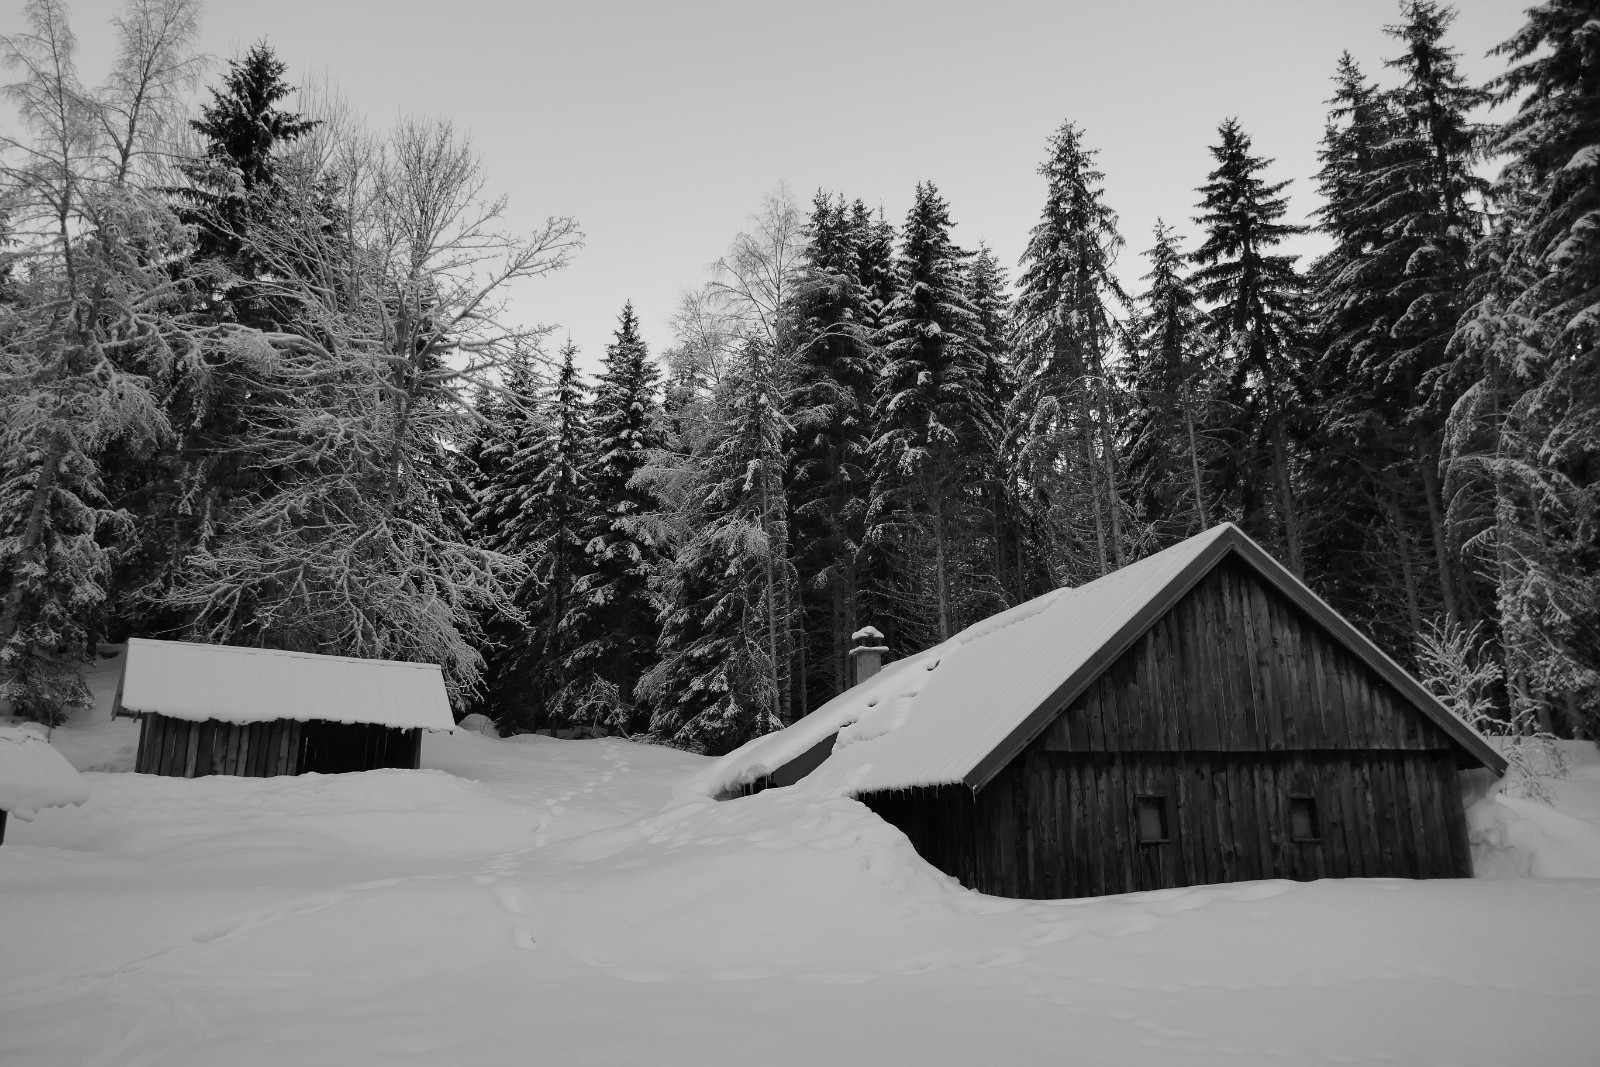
[[860, 557, 1474, 898], [135, 714, 422, 777], [1036, 557, 1458, 758]]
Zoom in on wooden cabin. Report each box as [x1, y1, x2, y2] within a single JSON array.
[[698, 523, 1506, 899], [116, 639, 454, 778]]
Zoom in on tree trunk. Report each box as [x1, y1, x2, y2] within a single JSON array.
[[1096, 381, 1125, 568], [1182, 380, 1209, 530], [1416, 432, 1460, 621], [931, 498, 951, 641], [1269, 411, 1302, 576], [1382, 489, 1423, 641], [1080, 392, 1108, 577]]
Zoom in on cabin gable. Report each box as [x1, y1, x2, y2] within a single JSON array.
[[1035, 556, 1461, 757]]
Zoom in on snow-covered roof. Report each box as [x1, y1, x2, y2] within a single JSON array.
[[0, 725, 90, 819], [116, 639, 455, 731], [682, 523, 1506, 799]]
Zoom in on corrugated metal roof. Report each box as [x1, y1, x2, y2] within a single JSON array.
[[0, 726, 90, 817], [684, 523, 1505, 799], [117, 639, 455, 731]]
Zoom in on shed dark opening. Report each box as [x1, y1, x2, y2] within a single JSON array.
[[1136, 795, 1170, 843], [1290, 796, 1321, 842]]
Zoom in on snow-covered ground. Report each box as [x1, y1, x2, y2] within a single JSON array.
[[4, 650, 1600, 1065]]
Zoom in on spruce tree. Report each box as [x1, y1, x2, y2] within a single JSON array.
[[1013, 121, 1131, 579], [1191, 118, 1308, 574], [1123, 221, 1215, 543], [641, 338, 790, 753], [1372, 2, 1488, 619], [789, 192, 877, 708], [120, 43, 319, 637], [1306, 50, 1444, 650], [485, 342, 596, 730], [1441, 0, 1600, 737], [867, 182, 993, 644], [567, 303, 665, 731], [964, 244, 1034, 605], [174, 41, 317, 286]]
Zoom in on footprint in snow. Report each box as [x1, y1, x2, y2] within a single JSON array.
[[492, 885, 529, 915]]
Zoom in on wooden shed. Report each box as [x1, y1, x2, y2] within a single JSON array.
[[693, 523, 1506, 899], [115, 639, 455, 778]]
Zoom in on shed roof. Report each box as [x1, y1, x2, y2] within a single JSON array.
[[116, 639, 455, 731], [681, 524, 1507, 799], [0, 725, 90, 818]]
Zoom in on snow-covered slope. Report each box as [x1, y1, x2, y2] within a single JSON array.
[[3, 680, 1598, 1065]]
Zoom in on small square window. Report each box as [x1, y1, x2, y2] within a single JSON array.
[[1290, 796, 1321, 842], [1136, 795, 1170, 844]]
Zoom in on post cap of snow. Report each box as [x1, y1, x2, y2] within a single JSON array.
[[0, 725, 90, 820]]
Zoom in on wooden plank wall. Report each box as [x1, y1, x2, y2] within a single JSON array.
[[1034, 557, 1455, 759], [858, 556, 1478, 899], [135, 716, 420, 777], [863, 749, 1471, 899]]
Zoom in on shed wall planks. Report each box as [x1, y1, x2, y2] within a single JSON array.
[[135, 714, 425, 777]]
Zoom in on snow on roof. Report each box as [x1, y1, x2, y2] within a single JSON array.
[[682, 523, 1506, 800], [0, 725, 90, 819], [117, 639, 455, 731], [683, 526, 1235, 798]]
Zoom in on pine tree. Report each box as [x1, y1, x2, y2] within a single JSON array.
[[1123, 221, 1215, 543], [850, 199, 898, 334], [1191, 118, 1308, 574], [964, 244, 1035, 605], [174, 41, 317, 288], [1013, 121, 1131, 580], [483, 342, 596, 730], [566, 303, 665, 731], [1304, 53, 1435, 651], [867, 182, 994, 644], [119, 42, 319, 637], [1442, 0, 1600, 738], [788, 192, 877, 709], [641, 338, 790, 753], [1369, 2, 1489, 620]]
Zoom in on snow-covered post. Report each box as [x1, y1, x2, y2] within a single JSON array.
[[849, 626, 888, 688]]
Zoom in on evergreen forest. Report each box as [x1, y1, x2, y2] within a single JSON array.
[[2, 0, 1597, 758]]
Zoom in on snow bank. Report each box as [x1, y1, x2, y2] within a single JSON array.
[[4, 724, 1600, 1066], [0, 726, 90, 819], [1469, 740, 1600, 878]]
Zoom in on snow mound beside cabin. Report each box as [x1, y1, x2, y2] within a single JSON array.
[[0, 725, 89, 819], [1467, 741, 1600, 878]]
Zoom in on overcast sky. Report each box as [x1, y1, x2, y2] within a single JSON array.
[[54, 0, 1529, 370]]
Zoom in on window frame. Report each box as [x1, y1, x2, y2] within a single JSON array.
[[1288, 794, 1322, 843], [1134, 793, 1171, 845]]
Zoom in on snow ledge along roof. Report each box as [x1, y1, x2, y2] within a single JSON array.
[[684, 523, 1507, 800], [115, 639, 456, 731]]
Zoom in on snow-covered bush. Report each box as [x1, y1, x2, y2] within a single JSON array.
[[1417, 616, 1567, 802]]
